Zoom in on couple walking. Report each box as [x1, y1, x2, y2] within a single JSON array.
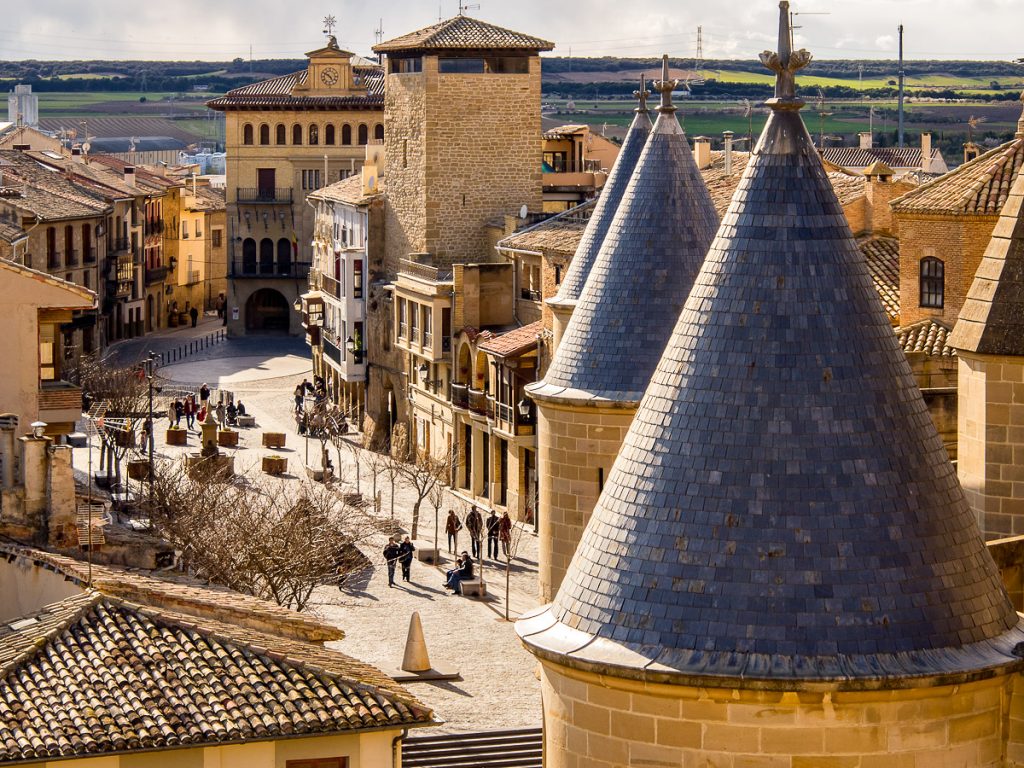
[[383, 536, 415, 587]]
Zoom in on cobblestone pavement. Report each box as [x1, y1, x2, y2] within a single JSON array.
[[75, 329, 544, 734]]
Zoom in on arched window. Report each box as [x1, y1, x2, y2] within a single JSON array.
[[259, 124, 270, 145], [325, 125, 335, 145], [259, 238, 275, 275], [341, 124, 352, 145], [242, 123, 254, 145], [920, 257, 944, 309], [374, 123, 384, 142], [292, 124, 303, 145], [275, 124, 286, 145], [277, 238, 292, 275], [308, 124, 319, 145], [242, 238, 257, 273], [357, 124, 368, 145]]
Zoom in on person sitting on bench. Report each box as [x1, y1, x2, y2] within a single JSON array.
[[444, 552, 474, 595], [226, 402, 238, 425], [236, 400, 247, 416]]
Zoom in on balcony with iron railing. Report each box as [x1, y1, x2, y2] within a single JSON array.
[[520, 288, 541, 301], [237, 187, 293, 205], [186, 270, 201, 285], [83, 246, 97, 264], [320, 274, 341, 299], [145, 265, 169, 285], [64, 249, 79, 267], [450, 382, 469, 410], [230, 258, 310, 280], [47, 251, 61, 270], [493, 400, 535, 437], [110, 237, 131, 253], [468, 388, 488, 417]]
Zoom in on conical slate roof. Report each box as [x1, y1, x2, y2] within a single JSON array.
[[533, 62, 718, 402], [519, 4, 1024, 684], [949, 163, 1024, 356], [547, 84, 653, 310]]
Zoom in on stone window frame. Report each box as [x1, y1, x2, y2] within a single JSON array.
[[920, 256, 944, 309], [242, 123, 254, 145], [325, 124, 336, 145], [309, 124, 320, 146], [292, 124, 303, 145], [342, 124, 352, 145], [358, 124, 369, 145], [374, 123, 384, 142], [258, 124, 270, 145], [275, 124, 287, 145]]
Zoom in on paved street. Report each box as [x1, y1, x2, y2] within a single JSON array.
[[74, 326, 544, 734]]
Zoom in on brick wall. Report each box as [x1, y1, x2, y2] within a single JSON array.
[[535, 397, 636, 601], [540, 659, 1014, 768]]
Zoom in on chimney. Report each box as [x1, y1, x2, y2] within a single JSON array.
[[693, 137, 712, 169], [123, 166, 136, 187], [859, 132, 873, 149], [723, 131, 734, 176], [70, 146, 84, 163], [920, 132, 932, 173]]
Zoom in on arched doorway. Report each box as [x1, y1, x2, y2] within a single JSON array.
[[242, 238, 257, 273], [277, 238, 292, 275], [259, 238, 274, 275], [245, 288, 290, 332]]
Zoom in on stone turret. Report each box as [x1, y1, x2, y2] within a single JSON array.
[[527, 56, 718, 601], [519, 5, 1024, 765], [546, 79, 652, 349]]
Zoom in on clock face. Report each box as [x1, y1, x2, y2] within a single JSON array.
[[321, 66, 339, 86]]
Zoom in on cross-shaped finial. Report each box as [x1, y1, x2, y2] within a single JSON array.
[[634, 75, 650, 114], [323, 15, 337, 37], [653, 54, 678, 114], [758, 0, 812, 109]]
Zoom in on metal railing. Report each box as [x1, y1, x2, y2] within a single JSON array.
[[450, 383, 469, 409], [237, 187, 293, 204], [64, 249, 79, 267], [156, 329, 228, 367], [320, 274, 342, 298], [229, 258, 310, 279], [399, 258, 453, 283], [520, 288, 541, 301], [145, 265, 169, 285], [47, 251, 60, 270], [468, 388, 487, 416], [83, 246, 97, 264]]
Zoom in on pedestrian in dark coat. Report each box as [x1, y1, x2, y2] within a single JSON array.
[[445, 510, 462, 554], [199, 383, 210, 406], [189, 306, 199, 327], [486, 511, 500, 560], [173, 399, 184, 426], [499, 511, 513, 558], [465, 506, 483, 559], [398, 536, 415, 582], [383, 537, 401, 588]]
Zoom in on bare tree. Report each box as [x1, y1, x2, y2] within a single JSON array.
[[400, 446, 459, 540], [147, 460, 372, 610], [363, 437, 389, 513], [382, 427, 409, 520], [501, 509, 528, 621]]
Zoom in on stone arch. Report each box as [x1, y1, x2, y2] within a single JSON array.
[[292, 124, 302, 145], [358, 124, 368, 145], [374, 123, 384, 142], [259, 237, 274, 275], [244, 288, 290, 332], [258, 124, 270, 145], [456, 342, 472, 384], [275, 124, 286, 145], [242, 123, 254, 145], [277, 238, 292, 275], [242, 238, 257, 273], [325, 124, 336, 145], [474, 349, 489, 391], [342, 124, 352, 146]]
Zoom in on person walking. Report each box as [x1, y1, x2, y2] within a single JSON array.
[[173, 399, 184, 427], [189, 306, 199, 328], [499, 511, 513, 558], [445, 510, 462, 555], [444, 552, 474, 595], [167, 400, 176, 426], [465, 505, 483, 560], [398, 536, 415, 582], [215, 399, 226, 425], [184, 395, 197, 430], [199, 383, 210, 407], [486, 510, 500, 560], [383, 537, 401, 588], [294, 382, 306, 413]]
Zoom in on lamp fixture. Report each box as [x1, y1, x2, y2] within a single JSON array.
[[517, 398, 531, 418], [293, 297, 303, 312]]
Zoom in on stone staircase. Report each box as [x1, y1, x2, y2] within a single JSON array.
[[402, 727, 542, 768]]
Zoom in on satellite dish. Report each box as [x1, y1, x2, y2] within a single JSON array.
[[518, 204, 528, 219]]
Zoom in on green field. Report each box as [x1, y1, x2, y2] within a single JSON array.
[[37, 92, 218, 116], [698, 69, 1024, 91]]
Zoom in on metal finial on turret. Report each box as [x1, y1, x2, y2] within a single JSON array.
[[653, 55, 678, 114], [634, 75, 650, 114], [758, 0, 812, 110]]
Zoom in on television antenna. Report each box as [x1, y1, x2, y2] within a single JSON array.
[[816, 88, 833, 149], [374, 18, 384, 47], [789, 9, 830, 49], [458, 1, 480, 14]]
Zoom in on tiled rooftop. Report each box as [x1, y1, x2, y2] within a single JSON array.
[[521, 36, 1023, 684], [478, 320, 543, 357], [0, 150, 111, 221], [0, 592, 432, 763], [207, 68, 384, 111], [549, 104, 652, 307], [949, 161, 1024, 355], [821, 145, 941, 170], [891, 134, 1024, 216], [309, 174, 377, 206], [374, 15, 554, 53], [535, 84, 718, 403], [898, 319, 955, 357], [496, 200, 595, 254], [858, 235, 900, 323]]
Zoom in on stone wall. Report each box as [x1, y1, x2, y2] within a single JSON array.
[[958, 351, 1024, 539], [383, 71, 428, 276], [539, 659, 1016, 768], [536, 398, 636, 601]]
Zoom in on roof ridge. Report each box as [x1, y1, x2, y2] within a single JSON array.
[[0, 591, 104, 678]]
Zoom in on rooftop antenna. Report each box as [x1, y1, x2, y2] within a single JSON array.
[[374, 18, 384, 64], [816, 87, 832, 149], [788, 8, 830, 52], [458, 0, 480, 15], [897, 23, 905, 148]]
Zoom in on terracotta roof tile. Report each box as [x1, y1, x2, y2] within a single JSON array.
[[497, 200, 595, 254], [374, 16, 553, 53], [0, 150, 111, 220], [892, 136, 1024, 215], [478, 320, 543, 357], [858, 235, 900, 322], [0, 593, 433, 763], [207, 68, 384, 111], [898, 319, 955, 357], [309, 174, 377, 206], [821, 146, 941, 169]]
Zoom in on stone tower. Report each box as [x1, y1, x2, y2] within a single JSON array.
[[374, 16, 553, 272], [526, 58, 718, 601], [950, 139, 1024, 540], [519, 5, 1024, 766], [546, 81, 652, 349]]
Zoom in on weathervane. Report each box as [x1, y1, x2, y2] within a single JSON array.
[[759, 0, 812, 109], [653, 54, 678, 114], [634, 75, 650, 114], [323, 15, 337, 36]]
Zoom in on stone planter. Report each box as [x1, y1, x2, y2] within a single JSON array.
[[126, 460, 150, 481], [262, 432, 286, 449], [217, 429, 239, 448], [263, 455, 287, 475], [165, 428, 187, 446]]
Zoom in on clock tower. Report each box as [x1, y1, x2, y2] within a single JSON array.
[[295, 35, 361, 95]]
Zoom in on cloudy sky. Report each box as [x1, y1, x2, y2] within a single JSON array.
[[2, 0, 1021, 62]]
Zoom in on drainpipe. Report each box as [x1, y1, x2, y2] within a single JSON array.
[[392, 727, 409, 767]]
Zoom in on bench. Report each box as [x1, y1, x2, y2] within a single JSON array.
[[458, 578, 486, 597], [237, 415, 256, 428]]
